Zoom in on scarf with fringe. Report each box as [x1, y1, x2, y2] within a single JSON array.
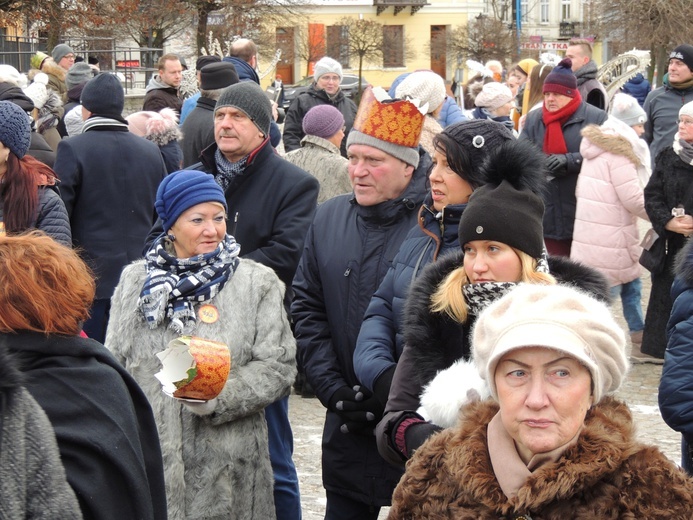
[[138, 234, 240, 334]]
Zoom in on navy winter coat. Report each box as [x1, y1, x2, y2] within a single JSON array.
[[353, 196, 464, 393], [621, 73, 651, 107], [660, 239, 693, 465], [519, 101, 607, 240], [291, 148, 430, 506], [55, 122, 167, 299]]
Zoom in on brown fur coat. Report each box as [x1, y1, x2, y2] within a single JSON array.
[[389, 397, 693, 519]]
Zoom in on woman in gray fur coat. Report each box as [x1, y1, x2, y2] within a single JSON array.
[[106, 169, 297, 520]]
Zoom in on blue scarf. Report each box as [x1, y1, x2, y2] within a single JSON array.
[[138, 234, 241, 334]]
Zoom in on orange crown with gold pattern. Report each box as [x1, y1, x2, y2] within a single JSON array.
[[346, 86, 426, 168]]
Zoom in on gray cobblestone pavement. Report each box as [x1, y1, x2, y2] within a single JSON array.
[[288, 253, 681, 519]]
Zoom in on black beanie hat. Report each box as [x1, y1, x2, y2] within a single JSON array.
[[200, 62, 239, 90], [436, 120, 514, 184], [81, 73, 124, 118], [543, 58, 578, 98], [196, 55, 221, 71], [670, 44, 693, 72], [458, 180, 545, 259]]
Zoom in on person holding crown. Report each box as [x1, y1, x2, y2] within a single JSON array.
[[291, 86, 430, 519]]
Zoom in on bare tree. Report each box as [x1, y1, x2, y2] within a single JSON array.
[[595, 0, 693, 81], [294, 22, 326, 77], [448, 14, 517, 66], [333, 17, 383, 98]]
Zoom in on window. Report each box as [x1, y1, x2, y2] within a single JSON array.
[[561, 0, 571, 20], [327, 25, 350, 68], [383, 25, 404, 68], [540, 0, 549, 22], [520, 0, 528, 22]]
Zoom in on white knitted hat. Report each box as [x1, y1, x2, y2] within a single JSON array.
[[680, 100, 693, 120], [610, 93, 646, 127], [313, 57, 343, 81], [395, 71, 446, 114], [474, 82, 514, 111], [472, 283, 629, 404], [23, 72, 50, 109]]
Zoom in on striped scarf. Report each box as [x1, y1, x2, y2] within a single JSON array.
[[138, 234, 240, 334]]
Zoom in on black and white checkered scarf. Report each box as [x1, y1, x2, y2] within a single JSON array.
[[138, 234, 240, 334]]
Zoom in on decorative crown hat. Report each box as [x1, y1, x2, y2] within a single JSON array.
[[352, 86, 425, 149]]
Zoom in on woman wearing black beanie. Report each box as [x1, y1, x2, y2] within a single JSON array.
[[374, 138, 612, 467]]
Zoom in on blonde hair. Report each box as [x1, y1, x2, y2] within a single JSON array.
[[430, 248, 556, 323]]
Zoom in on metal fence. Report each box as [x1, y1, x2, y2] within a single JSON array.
[[0, 35, 163, 93]]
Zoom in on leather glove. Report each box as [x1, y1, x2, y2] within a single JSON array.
[[546, 154, 568, 175], [182, 397, 218, 416]]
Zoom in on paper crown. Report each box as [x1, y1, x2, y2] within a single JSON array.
[[352, 86, 425, 148]]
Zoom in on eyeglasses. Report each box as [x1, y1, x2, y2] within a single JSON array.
[[678, 118, 693, 126], [63, 54, 75, 60]]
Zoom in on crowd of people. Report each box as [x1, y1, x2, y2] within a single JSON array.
[[3, 36, 693, 519]]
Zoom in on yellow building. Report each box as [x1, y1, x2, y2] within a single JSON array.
[[267, 0, 485, 89], [261, 0, 605, 90]]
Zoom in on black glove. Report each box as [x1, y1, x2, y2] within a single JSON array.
[[403, 422, 443, 457], [329, 386, 384, 435], [546, 154, 568, 176], [328, 385, 365, 414], [372, 366, 396, 409]]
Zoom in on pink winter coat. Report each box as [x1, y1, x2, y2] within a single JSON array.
[[571, 120, 650, 286]]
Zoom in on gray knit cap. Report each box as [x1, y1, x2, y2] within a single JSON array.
[[214, 81, 271, 136], [66, 62, 94, 90], [51, 43, 74, 64], [347, 130, 420, 168]]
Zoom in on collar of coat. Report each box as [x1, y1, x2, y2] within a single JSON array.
[[394, 397, 647, 517], [402, 252, 610, 387]]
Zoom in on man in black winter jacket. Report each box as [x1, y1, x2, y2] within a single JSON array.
[[292, 87, 430, 519]]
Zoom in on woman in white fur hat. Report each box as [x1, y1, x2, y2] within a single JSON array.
[[390, 283, 693, 519]]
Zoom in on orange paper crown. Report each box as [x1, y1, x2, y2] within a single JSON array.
[[352, 86, 425, 148]]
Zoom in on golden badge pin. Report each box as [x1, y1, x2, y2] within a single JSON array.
[[198, 304, 219, 324]]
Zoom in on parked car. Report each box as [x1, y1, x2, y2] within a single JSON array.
[[266, 73, 369, 110]]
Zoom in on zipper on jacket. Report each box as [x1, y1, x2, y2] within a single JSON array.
[[231, 212, 238, 237], [344, 267, 351, 277]]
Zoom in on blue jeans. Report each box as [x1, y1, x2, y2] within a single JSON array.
[[266, 397, 302, 520], [610, 278, 644, 333]]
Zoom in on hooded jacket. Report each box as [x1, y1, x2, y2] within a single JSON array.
[[389, 398, 693, 519], [291, 148, 430, 506], [282, 83, 357, 157], [376, 252, 610, 466], [574, 59, 609, 111], [571, 120, 650, 286], [143, 74, 182, 113], [622, 73, 651, 107], [0, 342, 83, 519]]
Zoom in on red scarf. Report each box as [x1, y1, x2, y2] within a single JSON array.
[[542, 91, 582, 154]]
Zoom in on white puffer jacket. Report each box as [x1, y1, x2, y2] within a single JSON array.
[[571, 116, 650, 286]]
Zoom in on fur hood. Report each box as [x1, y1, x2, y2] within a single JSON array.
[[404, 252, 610, 424], [390, 397, 693, 518], [581, 122, 641, 166]]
